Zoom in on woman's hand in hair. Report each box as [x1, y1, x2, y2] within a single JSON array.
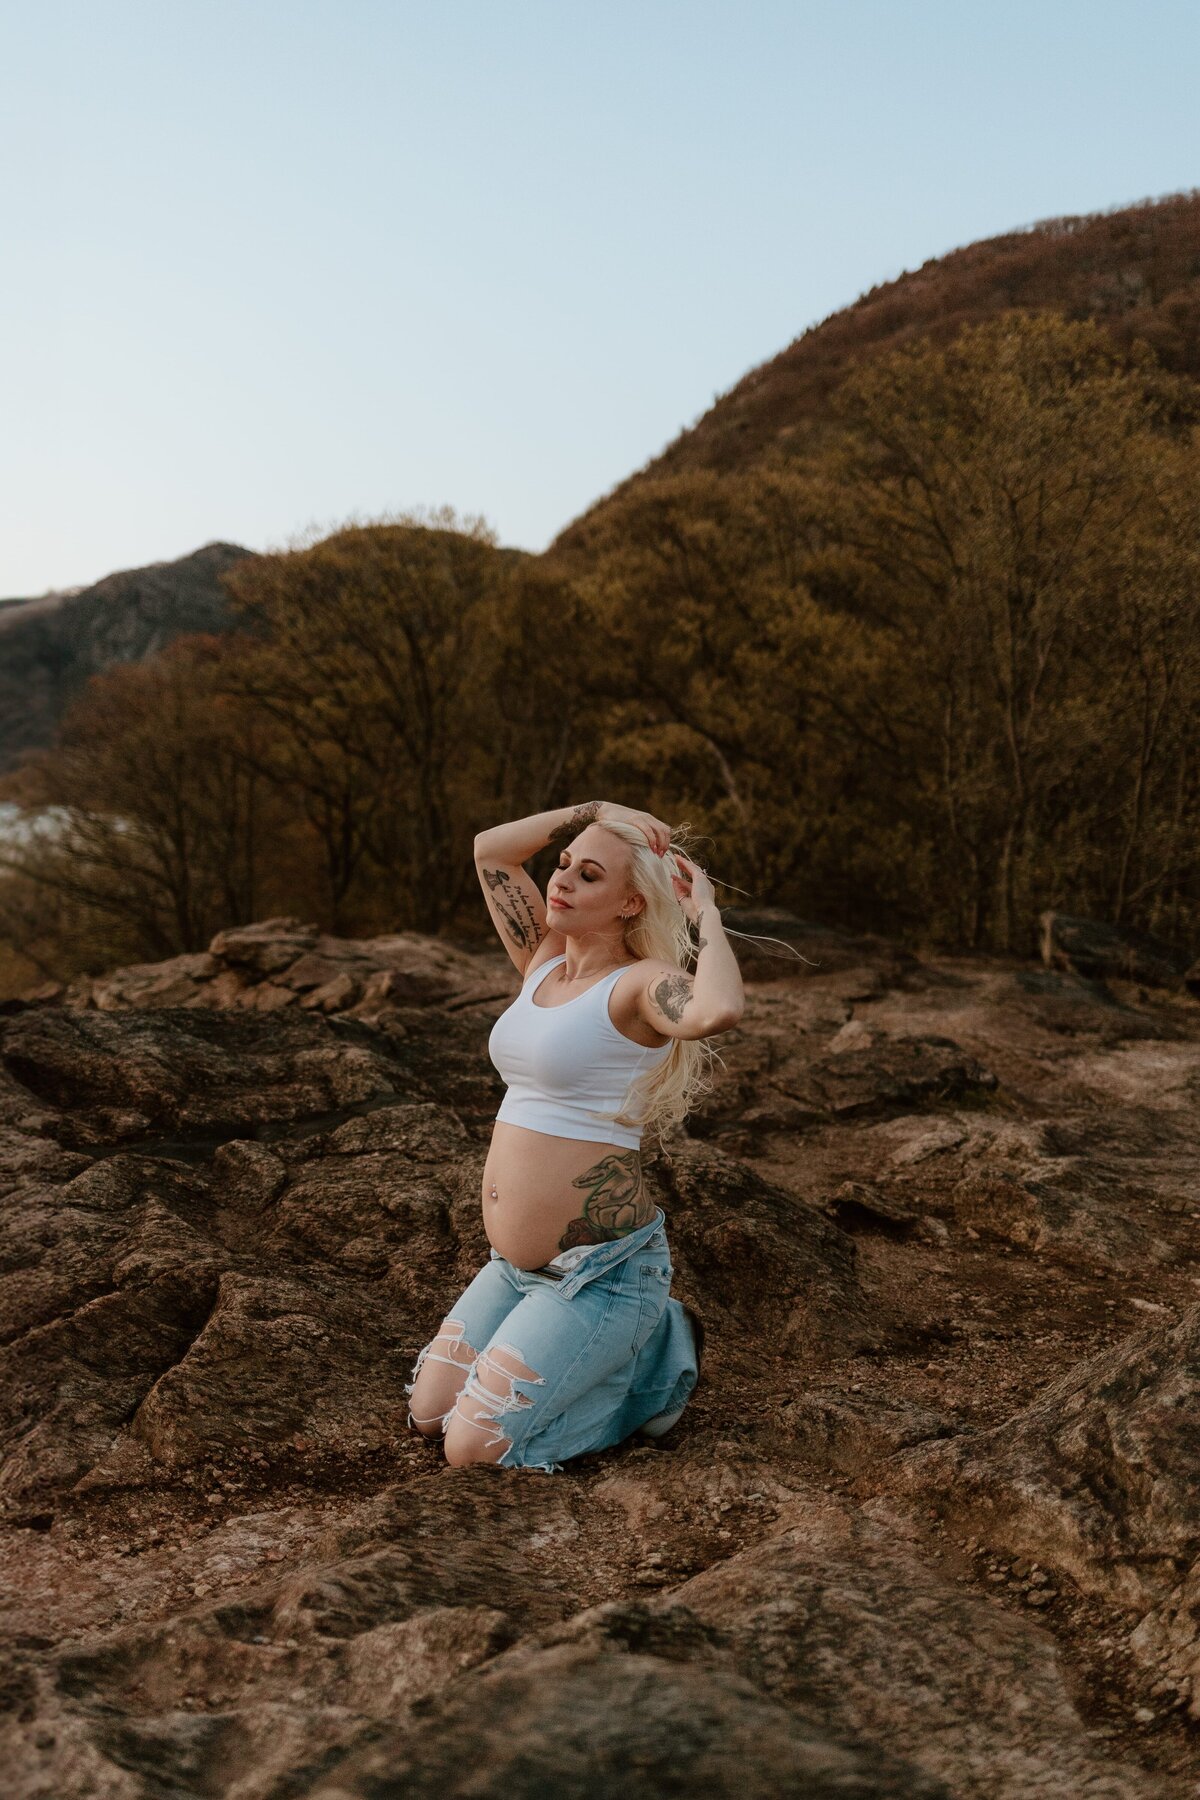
[[671, 852, 717, 924], [596, 803, 672, 856]]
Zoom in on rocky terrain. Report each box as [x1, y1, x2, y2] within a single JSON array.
[[0, 913, 1197, 1796]]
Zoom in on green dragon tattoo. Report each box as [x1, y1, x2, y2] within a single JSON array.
[[557, 1149, 654, 1249]]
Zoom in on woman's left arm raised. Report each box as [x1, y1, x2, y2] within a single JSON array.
[[641, 855, 744, 1038], [687, 900, 744, 1029]]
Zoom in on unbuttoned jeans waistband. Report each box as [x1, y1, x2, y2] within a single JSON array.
[[539, 1209, 672, 1296], [494, 1207, 669, 1300]]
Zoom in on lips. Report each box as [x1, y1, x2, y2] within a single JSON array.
[[550, 897, 571, 908]]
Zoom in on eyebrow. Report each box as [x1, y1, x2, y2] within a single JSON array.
[[560, 851, 606, 871]]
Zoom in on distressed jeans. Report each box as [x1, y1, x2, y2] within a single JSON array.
[[404, 1208, 699, 1473]]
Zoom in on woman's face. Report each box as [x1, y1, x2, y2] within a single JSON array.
[[547, 826, 640, 934]]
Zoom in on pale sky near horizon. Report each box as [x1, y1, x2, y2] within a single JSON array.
[[2, 1, 1197, 597]]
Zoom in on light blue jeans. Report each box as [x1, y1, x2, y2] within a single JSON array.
[[404, 1208, 699, 1473]]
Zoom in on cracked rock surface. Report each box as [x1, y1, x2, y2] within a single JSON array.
[[1, 918, 1198, 1796]]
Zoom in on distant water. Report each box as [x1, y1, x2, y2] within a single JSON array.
[[0, 802, 72, 844]]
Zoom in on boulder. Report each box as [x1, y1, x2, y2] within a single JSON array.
[[1039, 911, 1193, 992]]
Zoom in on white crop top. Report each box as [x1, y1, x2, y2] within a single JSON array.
[[487, 954, 672, 1149]]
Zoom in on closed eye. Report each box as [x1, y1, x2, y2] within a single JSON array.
[[558, 857, 596, 882]]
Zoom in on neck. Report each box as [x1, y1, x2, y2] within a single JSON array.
[[560, 934, 631, 980]]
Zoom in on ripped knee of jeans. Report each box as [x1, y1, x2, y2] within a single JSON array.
[[449, 1343, 546, 1461], [404, 1319, 477, 1435]]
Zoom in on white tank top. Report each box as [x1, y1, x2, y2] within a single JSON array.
[[487, 954, 672, 1149]]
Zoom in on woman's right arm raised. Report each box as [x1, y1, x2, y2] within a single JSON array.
[[473, 803, 601, 971], [473, 801, 602, 867]]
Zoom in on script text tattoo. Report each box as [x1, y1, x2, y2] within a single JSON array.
[[482, 866, 546, 953]]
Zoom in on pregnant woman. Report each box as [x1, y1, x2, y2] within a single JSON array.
[[404, 799, 745, 1473]]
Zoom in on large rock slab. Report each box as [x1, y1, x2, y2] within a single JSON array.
[[0, 1005, 409, 1148], [302, 1501, 1159, 1800], [10, 918, 513, 1020], [655, 1139, 876, 1359], [1039, 911, 1194, 992], [887, 1306, 1200, 1712]]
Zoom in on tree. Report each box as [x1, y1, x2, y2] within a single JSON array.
[[0, 635, 298, 966], [560, 467, 833, 900], [803, 310, 1200, 949], [220, 513, 601, 935]]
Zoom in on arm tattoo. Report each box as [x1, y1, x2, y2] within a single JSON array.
[[651, 972, 695, 1024], [695, 933, 708, 954], [547, 802, 601, 852], [481, 865, 546, 952], [558, 1149, 654, 1248]]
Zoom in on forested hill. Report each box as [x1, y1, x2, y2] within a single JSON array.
[[9, 191, 1199, 763], [0, 541, 256, 773], [554, 187, 1200, 549]]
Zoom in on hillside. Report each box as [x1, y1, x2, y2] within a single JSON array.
[[0, 541, 257, 774], [555, 187, 1200, 549], [7, 194, 1200, 763]]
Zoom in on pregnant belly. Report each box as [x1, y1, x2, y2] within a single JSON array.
[[482, 1122, 656, 1269]]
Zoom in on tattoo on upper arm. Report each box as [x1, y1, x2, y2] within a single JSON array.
[[481, 866, 545, 952], [547, 802, 601, 851], [651, 972, 695, 1024]]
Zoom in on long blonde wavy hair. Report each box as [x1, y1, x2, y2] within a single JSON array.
[[587, 818, 767, 1150]]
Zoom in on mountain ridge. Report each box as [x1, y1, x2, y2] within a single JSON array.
[[6, 189, 1200, 756], [553, 186, 1200, 549], [0, 540, 257, 773]]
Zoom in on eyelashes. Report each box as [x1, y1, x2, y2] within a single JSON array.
[[558, 860, 596, 882]]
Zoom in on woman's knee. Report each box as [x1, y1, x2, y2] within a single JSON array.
[[405, 1318, 479, 1437], [442, 1343, 545, 1467]]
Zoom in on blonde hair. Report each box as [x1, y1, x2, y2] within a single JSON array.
[[586, 818, 772, 1151]]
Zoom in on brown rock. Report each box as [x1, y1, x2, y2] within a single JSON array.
[[2, 918, 1199, 1795], [207, 917, 322, 975], [888, 1305, 1200, 1699], [1039, 910, 1193, 992], [299, 973, 362, 1012], [88, 953, 219, 1012], [783, 1388, 959, 1471], [777, 1030, 997, 1122], [949, 1163, 1175, 1273]]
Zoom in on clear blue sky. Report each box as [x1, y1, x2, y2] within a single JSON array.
[[2, 0, 1197, 596]]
